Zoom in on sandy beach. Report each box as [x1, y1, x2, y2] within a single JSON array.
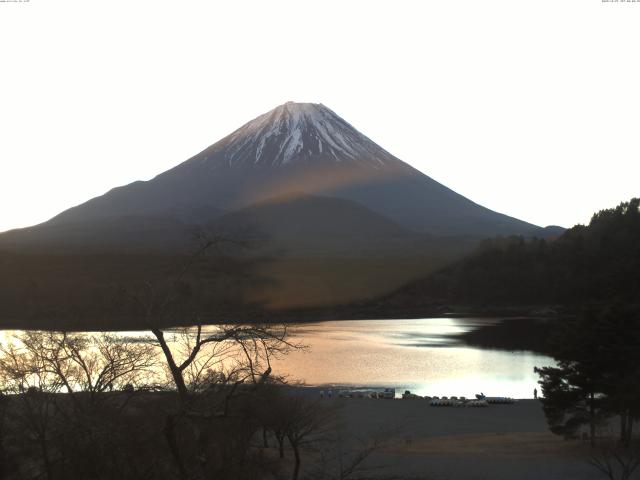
[[325, 398, 604, 480]]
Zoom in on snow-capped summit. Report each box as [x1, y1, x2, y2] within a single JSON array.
[[199, 102, 399, 168]]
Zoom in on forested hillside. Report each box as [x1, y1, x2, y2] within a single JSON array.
[[385, 198, 640, 308]]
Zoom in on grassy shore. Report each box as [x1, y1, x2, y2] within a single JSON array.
[[317, 398, 608, 480]]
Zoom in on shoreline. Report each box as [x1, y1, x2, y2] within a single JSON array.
[[0, 302, 568, 331]]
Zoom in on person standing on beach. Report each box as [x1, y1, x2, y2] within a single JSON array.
[[534, 388, 538, 399]]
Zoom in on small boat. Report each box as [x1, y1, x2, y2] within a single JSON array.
[[475, 393, 516, 404], [401, 390, 421, 399], [430, 398, 455, 407], [465, 399, 489, 407], [485, 396, 517, 404]]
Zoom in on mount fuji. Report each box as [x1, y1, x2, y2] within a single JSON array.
[[2, 102, 542, 253], [0, 102, 560, 319]]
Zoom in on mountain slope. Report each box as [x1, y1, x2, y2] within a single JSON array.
[[35, 102, 540, 240], [0, 215, 201, 253], [0, 193, 428, 255], [212, 193, 424, 255]]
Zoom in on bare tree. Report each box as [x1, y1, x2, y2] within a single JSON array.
[[0, 334, 68, 480], [154, 323, 297, 400], [0, 391, 8, 479], [121, 231, 300, 401], [115, 231, 305, 479], [1, 331, 158, 417], [0, 331, 162, 479], [279, 394, 336, 480], [0, 231, 307, 480], [258, 390, 395, 480], [310, 431, 394, 480]]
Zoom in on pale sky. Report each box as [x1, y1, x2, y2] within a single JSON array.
[[1, 0, 638, 233]]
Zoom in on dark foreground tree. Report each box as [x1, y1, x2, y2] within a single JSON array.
[[111, 232, 310, 479], [535, 305, 640, 445], [283, 394, 335, 480]]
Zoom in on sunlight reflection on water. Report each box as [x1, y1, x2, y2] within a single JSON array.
[[0, 318, 555, 399], [269, 318, 555, 399]]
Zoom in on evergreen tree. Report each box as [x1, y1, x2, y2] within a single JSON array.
[[535, 312, 606, 445], [400, 197, 640, 308], [536, 305, 640, 445]]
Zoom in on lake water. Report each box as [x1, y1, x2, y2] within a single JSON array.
[[270, 318, 555, 399], [0, 318, 555, 399]]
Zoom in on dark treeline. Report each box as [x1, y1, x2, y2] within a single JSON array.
[[385, 198, 640, 309], [0, 250, 268, 330]]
